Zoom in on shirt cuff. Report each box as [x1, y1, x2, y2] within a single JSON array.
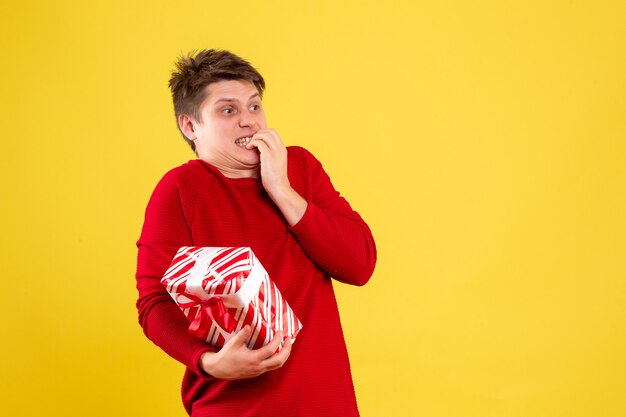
[[190, 345, 218, 380], [288, 200, 318, 239]]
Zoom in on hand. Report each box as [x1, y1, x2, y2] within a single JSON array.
[[199, 325, 292, 380], [245, 126, 290, 196], [245, 126, 308, 226]]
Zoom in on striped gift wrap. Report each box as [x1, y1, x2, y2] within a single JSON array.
[[161, 247, 302, 350]]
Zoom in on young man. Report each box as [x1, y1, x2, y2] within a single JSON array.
[[135, 49, 376, 416]]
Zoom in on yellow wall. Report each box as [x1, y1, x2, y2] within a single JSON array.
[[1, 1, 625, 416]]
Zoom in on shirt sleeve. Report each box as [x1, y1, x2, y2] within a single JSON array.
[[288, 147, 377, 286], [135, 170, 215, 379]]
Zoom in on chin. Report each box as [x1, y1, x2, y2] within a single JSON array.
[[238, 152, 260, 166]]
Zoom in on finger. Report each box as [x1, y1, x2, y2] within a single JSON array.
[[245, 138, 270, 154], [250, 129, 281, 149], [275, 336, 292, 358], [260, 337, 292, 370], [280, 335, 292, 355], [223, 325, 251, 349], [283, 335, 293, 348], [253, 331, 283, 360]]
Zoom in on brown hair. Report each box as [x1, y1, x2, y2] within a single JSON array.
[[168, 49, 266, 152]]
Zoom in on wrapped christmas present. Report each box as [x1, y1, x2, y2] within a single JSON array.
[[161, 246, 302, 350]]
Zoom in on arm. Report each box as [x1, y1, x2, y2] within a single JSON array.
[[288, 147, 377, 285], [246, 131, 377, 286], [136, 170, 291, 379], [136, 171, 215, 376]]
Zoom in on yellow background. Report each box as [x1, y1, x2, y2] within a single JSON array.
[[1, 1, 625, 416]]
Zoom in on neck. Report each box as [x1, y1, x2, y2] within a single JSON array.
[[202, 159, 260, 179]]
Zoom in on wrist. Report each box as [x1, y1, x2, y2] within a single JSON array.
[[268, 186, 307, 227], [266, 181, 293, 201], [199, 350, 218, 376]]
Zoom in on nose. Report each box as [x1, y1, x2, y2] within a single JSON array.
[[238, 112, 254, 128], [238, 107, 265, 130]]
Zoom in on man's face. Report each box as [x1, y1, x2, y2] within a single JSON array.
[[191, 79, 267, 173]]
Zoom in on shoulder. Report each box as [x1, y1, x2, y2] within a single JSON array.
[[286, 146, 335, 198], [158, 159, 218, 188], [287, 145, 316, 161], [160, 159, 206, 182], [151, 160, 211, 202], [287, 146, 324, 173], [144, 160, 217, 220]]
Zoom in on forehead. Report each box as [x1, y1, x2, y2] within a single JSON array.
[[203, 79, 259, 103]]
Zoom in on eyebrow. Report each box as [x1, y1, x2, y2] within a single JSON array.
[[214, 92, 260, 104]]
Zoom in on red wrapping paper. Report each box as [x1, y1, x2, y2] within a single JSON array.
[[161, 247, 302, 350]]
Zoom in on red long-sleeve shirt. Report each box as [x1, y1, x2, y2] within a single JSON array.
[[136, 146, 376, 416]]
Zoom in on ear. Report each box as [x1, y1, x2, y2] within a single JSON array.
[[178, 114, 197, 141]]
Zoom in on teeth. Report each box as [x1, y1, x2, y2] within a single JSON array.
[[235, 137, 252, 146]]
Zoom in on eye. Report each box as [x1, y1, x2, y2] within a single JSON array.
[[250, 104, 261, 111], [221, 107, 236, 115]]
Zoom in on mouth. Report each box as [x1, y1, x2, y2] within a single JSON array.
[[234, 136, 253, 147]]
